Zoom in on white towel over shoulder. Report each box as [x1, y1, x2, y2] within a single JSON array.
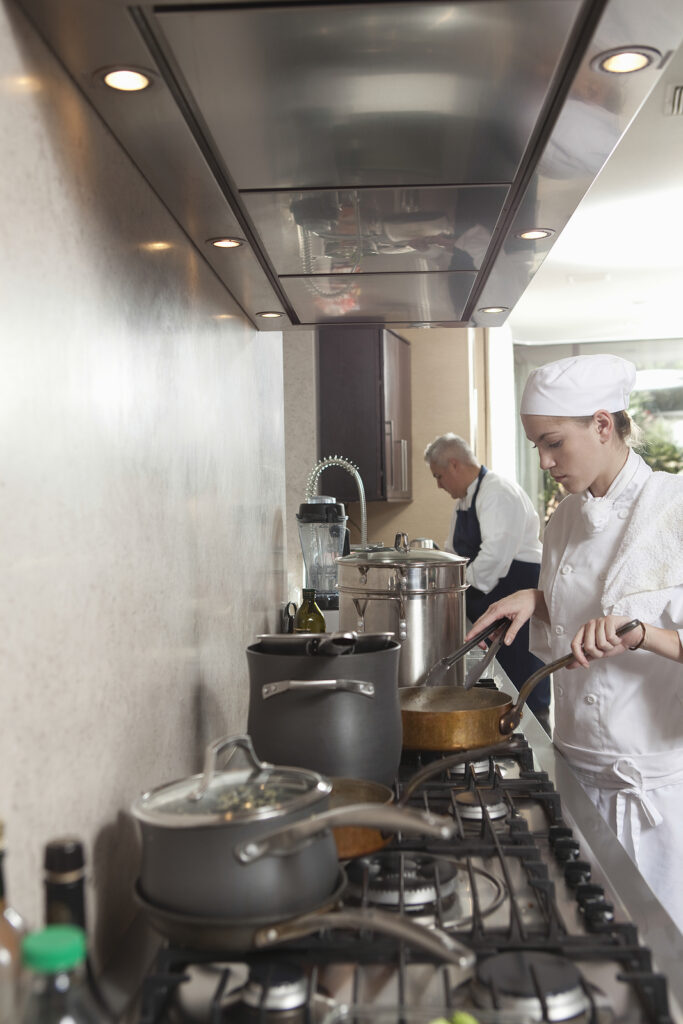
[[602, 471, 683, 623]]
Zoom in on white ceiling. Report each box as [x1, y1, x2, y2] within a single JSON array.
[[508, 40, 683, 346]]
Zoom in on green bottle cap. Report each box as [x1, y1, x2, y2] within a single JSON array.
[[22, 924, 87, 972]]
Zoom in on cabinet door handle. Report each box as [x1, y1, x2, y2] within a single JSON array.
[[400, 438, 408, 493], [384, 419, 394, 489]]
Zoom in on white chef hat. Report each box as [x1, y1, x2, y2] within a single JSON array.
[[520, 354, 636, 417]]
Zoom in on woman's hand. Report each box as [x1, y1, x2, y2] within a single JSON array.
[[465, 589, 546, 649], [568, 615, 643, 669], [569, 617, 683, 667]]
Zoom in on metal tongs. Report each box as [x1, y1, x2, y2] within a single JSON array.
[[422, 617, 511, 688]]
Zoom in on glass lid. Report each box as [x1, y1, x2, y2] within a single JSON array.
[[132, 735, 330, 827]]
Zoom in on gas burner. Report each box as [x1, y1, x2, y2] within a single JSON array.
[[346, 852, 459, 909], [471, 951, 591, 1021], [455, 788, 508, 821], [242, 963, 309, 1012], [344, 851, 506, 929], [449, 758, 491, 777]]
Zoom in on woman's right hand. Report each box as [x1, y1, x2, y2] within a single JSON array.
[[465, 589, 546, 648]]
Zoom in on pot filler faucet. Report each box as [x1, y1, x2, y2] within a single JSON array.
[[305, 455, 368, 551]]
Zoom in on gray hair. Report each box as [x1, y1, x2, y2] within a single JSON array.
[[423, 433, 477, 467]]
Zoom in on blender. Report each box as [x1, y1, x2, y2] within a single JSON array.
[[296, 496, 349, 631]]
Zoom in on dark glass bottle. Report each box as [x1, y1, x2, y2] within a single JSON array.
[[1, 822, 24, 1024], [293, 589, 326, 633], [20, 925, 103, 1024], [44, 838, 86, 930]]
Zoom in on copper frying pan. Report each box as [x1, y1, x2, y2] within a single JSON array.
[[400, 619, 641, 751]]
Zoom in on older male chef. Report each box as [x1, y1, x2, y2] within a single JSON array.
[[425, 433, 550, 726]]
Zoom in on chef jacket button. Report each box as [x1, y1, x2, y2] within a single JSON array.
[[557, 685, 564, 696], [554, 625, 565, 635], [584, 694, 597, 705], [560, 565, 572, 575], [617, 509, 629, 519]]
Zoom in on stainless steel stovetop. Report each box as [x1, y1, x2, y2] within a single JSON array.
[[137, 666, 683, 1024]]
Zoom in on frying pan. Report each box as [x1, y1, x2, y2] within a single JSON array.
[[400, 620, 641, 751], [133, 872, 474, 968]]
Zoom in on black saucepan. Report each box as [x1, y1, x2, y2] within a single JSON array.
[[131, 735, 456, 921]]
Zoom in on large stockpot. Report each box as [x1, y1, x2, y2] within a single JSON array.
[[337, 533, 468, 687], [132, 735, 455, 921], [246, 636, 402, 786]]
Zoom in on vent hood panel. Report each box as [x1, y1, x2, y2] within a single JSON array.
[[281, 271, 477, 324], [156, 1, 582, 191], [241, 185, 509, 275], [16, 0, 683, 328]]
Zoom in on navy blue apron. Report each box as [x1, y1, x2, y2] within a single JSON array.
[[453, 467, 550, 712]]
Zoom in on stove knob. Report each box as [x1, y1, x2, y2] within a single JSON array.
[[548, 825, 573, 846], [576, 883, 605, 906], [564, 860, 592, 888], [585, 901, 615, 929], [553, 837, 581, 862]]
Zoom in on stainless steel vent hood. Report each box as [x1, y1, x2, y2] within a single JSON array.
[[16, 0, 683, 330]]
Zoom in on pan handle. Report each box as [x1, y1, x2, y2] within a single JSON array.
[[261, 679, 375, 700], [254, 907, 475, 969], [499, 619, 642, 734], [234, 804, 455, 863], [398, 738, 519, 805]]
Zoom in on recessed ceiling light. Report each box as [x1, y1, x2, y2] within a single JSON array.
[[257, 311, 284, 319], [101, 67, 152, 92], [478, 306, 508, 314], [517, 228, 555, 240], [208, 237, 245, 249], [592, 47, 661, 74]]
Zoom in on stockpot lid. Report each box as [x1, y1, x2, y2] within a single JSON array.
[[338, 532, 467, 569], [131, 735, 331, 828]]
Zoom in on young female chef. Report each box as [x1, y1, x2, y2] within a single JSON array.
[[467, 353, 683, 931]]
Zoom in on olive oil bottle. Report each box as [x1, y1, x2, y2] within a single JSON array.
[[293, 589, 326, 633]]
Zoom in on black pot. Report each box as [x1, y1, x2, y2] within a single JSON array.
[[246, 639, 402, 786], [131, 735, 454, 920]]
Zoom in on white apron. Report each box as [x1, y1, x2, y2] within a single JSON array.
[[530, 452, 683, 930]]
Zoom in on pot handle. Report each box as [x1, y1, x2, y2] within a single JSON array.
[[234, 804, 455, 863], [261, 679, 375, 700], [307, 632, 357, 656], [254, 907, 475, 969], [499, 619, 642, 735], [352, 594, 408, 641], [190, 734, 266, 802]]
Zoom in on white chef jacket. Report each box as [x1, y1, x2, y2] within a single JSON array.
[[530, 450, 683, 930], [445, 469, 542, 594]]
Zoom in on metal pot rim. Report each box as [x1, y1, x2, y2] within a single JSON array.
[[131, 766, 331, 829]]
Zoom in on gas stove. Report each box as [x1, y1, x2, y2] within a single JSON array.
[[135, 680, 682, 1024]]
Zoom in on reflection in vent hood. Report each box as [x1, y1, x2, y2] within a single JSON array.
[[18, 0, 683, 330]]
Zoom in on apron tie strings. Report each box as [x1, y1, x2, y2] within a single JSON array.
[[613, 757, 663, 859]]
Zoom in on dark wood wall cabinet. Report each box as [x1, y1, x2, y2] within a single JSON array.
[[317, 328, 412, 502]]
